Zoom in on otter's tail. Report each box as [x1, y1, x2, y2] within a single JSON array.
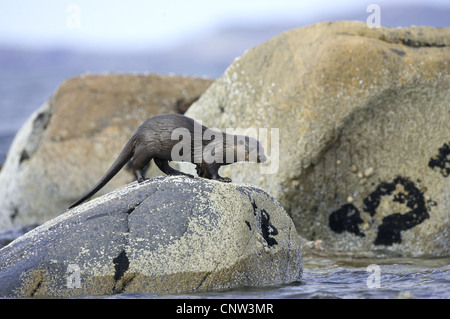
[[68, 137, 135, 209]]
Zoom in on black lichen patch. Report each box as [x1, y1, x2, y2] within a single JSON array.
[[249, 199, 278, 247], [261, 209, 278, 247], [250, 199, 257, 215], [363, 176, 429, 246], [245, 220, 252, 231], [363, 181, 396, 217], [329, 204, 365, 237], [428, 142, 450, 177], [33, 111, 51, 131], [375, 210, 427, 246], [19, 150, 30, 164], [113, 250, 129, 281]]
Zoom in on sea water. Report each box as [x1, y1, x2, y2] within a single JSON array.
[[107, 256, 449, 299]]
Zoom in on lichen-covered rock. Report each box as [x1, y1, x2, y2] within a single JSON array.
[[0, 74, 213, 230], [184, 21, 450, 256], [0, 176, 302, 297]]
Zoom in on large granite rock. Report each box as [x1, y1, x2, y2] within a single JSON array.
[[183, 21, 450, 256], [0, 176, 302, 297], [0, 74, 213, 230]]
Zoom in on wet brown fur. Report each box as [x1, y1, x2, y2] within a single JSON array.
[[69, 113, 266, 208]]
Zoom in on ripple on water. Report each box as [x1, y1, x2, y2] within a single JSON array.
[[107, 256, 450, 299]]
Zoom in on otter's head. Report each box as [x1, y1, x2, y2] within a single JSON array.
[[234, 135, 267, 164]]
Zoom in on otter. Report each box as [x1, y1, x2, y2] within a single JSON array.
[[69, 113, 267, 208]]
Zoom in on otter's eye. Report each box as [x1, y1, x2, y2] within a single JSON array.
[[238, 140, 244, 146]]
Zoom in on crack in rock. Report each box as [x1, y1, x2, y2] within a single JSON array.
[[195, 271, 212, 291], [110, 195, 146, 294], [109, 183, 163, 294]]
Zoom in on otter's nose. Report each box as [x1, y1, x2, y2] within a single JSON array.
[[257, 154, 267, 163]]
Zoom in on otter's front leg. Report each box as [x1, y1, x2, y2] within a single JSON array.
[[201, 163, 232, 183], [195, 164, 204, 177], [135, 169, 147, 183]]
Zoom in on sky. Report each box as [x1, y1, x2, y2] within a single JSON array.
[[0, 0, 449, 52]]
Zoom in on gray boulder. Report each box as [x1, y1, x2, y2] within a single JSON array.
[[0, 176, 302, 297]]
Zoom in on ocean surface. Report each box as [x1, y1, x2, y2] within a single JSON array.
[[107, 255, 450, 299]]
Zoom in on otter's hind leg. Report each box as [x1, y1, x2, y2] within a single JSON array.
[[131, 148, 153, 183], [154, 158, 193, 178]]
